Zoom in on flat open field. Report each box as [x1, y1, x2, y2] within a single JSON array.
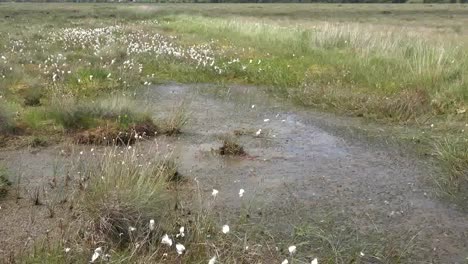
[[0, 3, 467, 263]]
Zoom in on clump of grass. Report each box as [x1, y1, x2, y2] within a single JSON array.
[[0, 166, 11, 198], [29, 136, 48, 148], [78, 148, 174, 247], [159, 105, 188, 136], [22, 83, 44, 107], [219, 135, 246, 156], [434, 137, 468, 197], [0, 102, 16, 135], [156, 159, 183, 182], [49, 97, 159, 145]]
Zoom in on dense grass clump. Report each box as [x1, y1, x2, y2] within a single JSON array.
[[434, 138, 468, 198], [0, 103, 16, 135], [219, 135, 246, 156], [79, 149, 173, 247], [0, 166, 11, 198], [49, 97, 159, 144]]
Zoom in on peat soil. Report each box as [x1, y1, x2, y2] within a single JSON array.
[[0, 83, 467, 263]]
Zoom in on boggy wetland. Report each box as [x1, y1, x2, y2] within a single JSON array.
[[0, 3, 467, 263]]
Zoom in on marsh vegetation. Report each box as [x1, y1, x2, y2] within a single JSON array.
[[0, 3, 467, 263]]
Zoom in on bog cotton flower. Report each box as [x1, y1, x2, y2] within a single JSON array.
[[311, 258, 318, 264], [255, 129, 262, 136], [281, 259, 289, 264], [222, 225, 230, 234], [176, 243, 185, 255], [149, 219, 155, 231], [208, 256, 216, 264], [212, 189, 219, 197], [161, 234, 172, 246], [90, 247, 102, 263], [64, 247, 71, 253], [288, 245, 296, 254], [239, 189, 245, 197], [177, 226, 185, 238]]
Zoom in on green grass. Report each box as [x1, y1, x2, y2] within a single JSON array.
[[49, 97, 152, 131], [78, 148, 173, 247], [0, 102, 16, 134]]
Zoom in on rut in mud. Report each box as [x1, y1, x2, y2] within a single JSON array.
[[0, 84, 467, 262]]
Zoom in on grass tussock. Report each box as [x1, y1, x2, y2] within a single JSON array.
[[49, 97, 159, 145], [78, 148, 173, 247], [0, 167, 10, 198], [434, 138, 468, 199], [158, 105, 189, 136], [219, 135, 246, 156], [0, 103, 16, 135]]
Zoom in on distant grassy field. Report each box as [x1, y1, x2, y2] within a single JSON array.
[[0, 3, 467, 262]]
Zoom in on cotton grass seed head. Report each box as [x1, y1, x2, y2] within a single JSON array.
[[161, 234, 173, 246], [239, 188, 245, 197], [311, 258, 318, 264], [288, 245, 296, 254], [90, 247, 102, 263], [212, 189, 219, 197], [176, 243, 186, 255], [222, 225, 230, 234], [208, 256, 216, 264]]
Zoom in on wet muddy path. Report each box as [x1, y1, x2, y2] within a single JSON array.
[[1, 83, 467, 262]]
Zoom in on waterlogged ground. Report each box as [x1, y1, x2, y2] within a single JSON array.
[[141, 84, 468, 262], [1, 84, 467, 262]]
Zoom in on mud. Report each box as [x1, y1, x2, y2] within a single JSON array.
[[0, 83, 467, 262]]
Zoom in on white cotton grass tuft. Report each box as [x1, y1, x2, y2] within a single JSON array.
[[288, 245, 297, 254], [129, 226, 136, 232], [311, 258, 318, 264], [177, 226, 185, 238], [239, 188, 245, 198], [90, 247, 102, 263], [281, 259, 289, 264], [161, 234, 173, 246], [149, 219, 155, 231], [176, 243, 186, 255], [360, 252, 365, 257], [222, 225, 230, 234], [255, 129, 262, 136], [64, 247, 71, 253], [208, 256, 217, 264], [212, 189, 219, 197]]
